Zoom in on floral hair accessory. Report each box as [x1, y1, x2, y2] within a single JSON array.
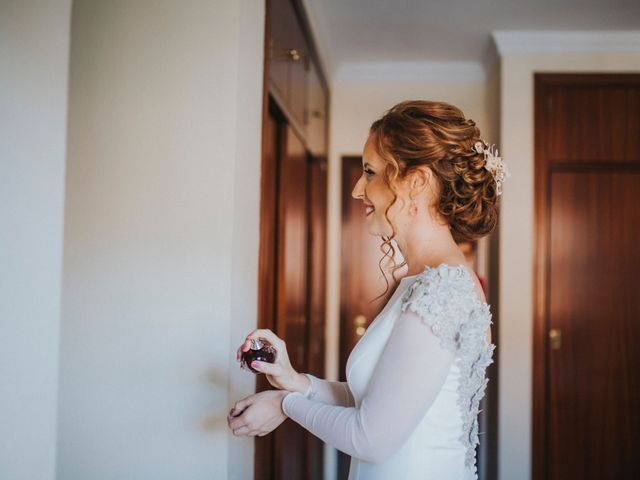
[[473, 140, 509, 196]]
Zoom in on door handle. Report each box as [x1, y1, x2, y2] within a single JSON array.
[[549, 328, 562, 350], [287, 48, 300, 61], [354, 314, 367, 337]]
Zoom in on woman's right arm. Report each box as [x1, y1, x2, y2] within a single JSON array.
[[298, 373, 355, 407]]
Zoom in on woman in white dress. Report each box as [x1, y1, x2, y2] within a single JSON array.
[[227, 100, 507, 479]]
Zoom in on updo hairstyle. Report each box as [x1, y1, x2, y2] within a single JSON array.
[[367, 100, 499, 295]]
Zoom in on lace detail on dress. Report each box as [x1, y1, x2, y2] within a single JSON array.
[[399, 263, 496, 473]]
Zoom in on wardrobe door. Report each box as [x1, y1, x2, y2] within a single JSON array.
[[267, 0, 308, 135], [255, 106, 283, 480], [286, 10, 308, 132], [305, 154, 327, 480], [273, 125, 309, 480], [261, 1, 329, 477], [267, 0, 294, 109], [306, 60, 327, 158]]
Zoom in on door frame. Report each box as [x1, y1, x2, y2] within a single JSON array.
[[532, 73, 640, 479], [532, 72, 551, 480]]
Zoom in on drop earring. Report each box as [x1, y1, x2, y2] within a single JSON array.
[[409, 199, 418, 216]]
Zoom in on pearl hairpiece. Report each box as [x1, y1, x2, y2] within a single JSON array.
[[473, 140, 509, 196]]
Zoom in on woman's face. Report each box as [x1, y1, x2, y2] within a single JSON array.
[[351, 136, 409, 237]]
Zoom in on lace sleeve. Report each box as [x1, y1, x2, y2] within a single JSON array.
[[399, 264, 496, 469], [399, 264, 471, 352], [282, 264, 495, 467], [281, 306, 455, 464]]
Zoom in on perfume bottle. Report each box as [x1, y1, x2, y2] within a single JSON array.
[[240, 338, 276, 374]]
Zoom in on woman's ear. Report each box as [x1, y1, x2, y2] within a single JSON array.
[[410, 167, 431, 193]]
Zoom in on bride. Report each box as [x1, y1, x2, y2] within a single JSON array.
[[227, 100, 506, 479]]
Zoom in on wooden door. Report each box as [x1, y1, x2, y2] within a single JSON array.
[[267, 0, 308, 135], [260, 1, 329, 477], [267, 0, 292, 105], [257, 101, 326, 479], [533, 74, 640, 480], [273, 123, 309, 479], [305, 60, 327, 158], [305, 153, 327, 480]]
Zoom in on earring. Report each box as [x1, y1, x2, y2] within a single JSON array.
[[409, 199, 418, 216]]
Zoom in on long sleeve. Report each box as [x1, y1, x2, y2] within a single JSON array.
[[282, 308, 455, 464], [301, 373, 355, 407]]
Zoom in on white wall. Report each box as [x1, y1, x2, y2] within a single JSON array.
[[325, 70, 498, 479], [57, 1, 264, 479], [496, 42, 640, 480], [0, 2, 71, 479]]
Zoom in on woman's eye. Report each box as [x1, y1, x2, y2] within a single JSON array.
[[364, 168, 374, 178]]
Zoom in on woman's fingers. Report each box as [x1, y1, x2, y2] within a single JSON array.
[[236, 329, 282, 360], [233, 427, 263, 437], [228, 409, 249, 430], [245, 329, 284, 349], [249, 360, 280, 376], [232, 425, 251, 436], [240, 338, 251, 353], [236, 329, 281, 358], [228, 411, 263, 437], [227, 391, 286, 438], [230, 395, 254, 417], [236, 328, 286, 366]]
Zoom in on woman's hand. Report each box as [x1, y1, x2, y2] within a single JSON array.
[[236, 328, 309, 394], [227, 390, 289, 437]]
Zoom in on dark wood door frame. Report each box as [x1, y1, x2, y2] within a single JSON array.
[[254, 96, 283, 480], [532, 72, 550, 480], [258, 1, 330, 478], [532, 73, 640, 480]]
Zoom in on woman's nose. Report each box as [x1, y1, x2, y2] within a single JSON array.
[[352, 175, 364, 199]]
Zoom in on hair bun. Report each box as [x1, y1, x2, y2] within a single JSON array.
[[369, 100, 500, 243]]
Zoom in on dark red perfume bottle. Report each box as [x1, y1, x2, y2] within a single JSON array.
[[240, 338, 276, 374]]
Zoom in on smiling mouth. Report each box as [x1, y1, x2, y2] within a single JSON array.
[[365, 205, 375, 216]]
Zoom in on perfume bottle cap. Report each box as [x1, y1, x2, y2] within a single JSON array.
[[251, 338, 263, 350]]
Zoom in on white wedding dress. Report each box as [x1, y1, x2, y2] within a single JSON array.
[[282, 263, 495, 480]]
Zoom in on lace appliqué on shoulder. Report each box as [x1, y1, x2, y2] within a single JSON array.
[[399, 264, 496, 473]]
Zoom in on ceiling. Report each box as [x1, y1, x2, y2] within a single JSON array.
[[301, 0, 640, 81]]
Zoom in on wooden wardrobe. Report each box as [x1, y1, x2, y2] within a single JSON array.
[[256, 0, 330, 478]]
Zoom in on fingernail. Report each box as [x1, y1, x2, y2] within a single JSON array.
[[251, 361, 259, 368]]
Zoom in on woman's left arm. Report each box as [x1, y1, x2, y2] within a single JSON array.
[[281, 309, 455, 464]]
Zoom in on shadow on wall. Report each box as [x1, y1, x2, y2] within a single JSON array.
[[202, 366, 231, 432]]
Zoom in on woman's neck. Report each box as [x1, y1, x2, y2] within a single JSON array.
[[395, 219, 466, 276]]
